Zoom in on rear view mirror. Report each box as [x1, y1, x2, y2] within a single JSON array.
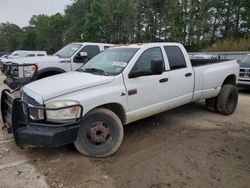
[[151, 60, 163, 75]]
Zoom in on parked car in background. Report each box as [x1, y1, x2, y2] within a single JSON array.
[[0, 55, 10, 62], [0, 50, 47, 68], [1, 43, 112, 89], [238, 54, 250, 88], [7, 50, 47, 59], [0, 52, 11, 58], [1, 43, 239, 157]]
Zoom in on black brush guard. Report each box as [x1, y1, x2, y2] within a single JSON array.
[[1, 89, 83, 147], [1, 63, 38, 90]]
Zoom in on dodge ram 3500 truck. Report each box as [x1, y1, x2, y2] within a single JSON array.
[[1, 43, 239, 157], [1, 42, 112, 90]]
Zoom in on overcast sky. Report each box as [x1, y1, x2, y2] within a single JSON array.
[[0, 0, 72, 27]]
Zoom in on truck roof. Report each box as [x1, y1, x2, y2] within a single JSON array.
[[112, 42, 183, 49], [9, 50, 47, 56], [71, 42, 113, 46]]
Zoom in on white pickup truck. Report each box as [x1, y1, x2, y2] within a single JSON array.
[[0, 50, 47, 68], [1, 43, 239, 157], [1, 42, 112, 89]]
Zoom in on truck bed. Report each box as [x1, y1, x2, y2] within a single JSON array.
[[191, 59, 230, 67], [191, 59, 239, 101]]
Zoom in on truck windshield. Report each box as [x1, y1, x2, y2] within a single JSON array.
[[54, 44, 82, 58], [240, 55, 250, 66], [79, 48, 139, 75]]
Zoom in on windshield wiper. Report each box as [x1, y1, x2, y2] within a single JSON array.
[[81, 68, 109, 76]]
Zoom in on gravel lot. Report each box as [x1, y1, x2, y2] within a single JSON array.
[[0, 73, 249, 188]]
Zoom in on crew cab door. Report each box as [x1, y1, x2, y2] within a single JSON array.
[[71, 45, 101, 70], [163, 46, 194, 108], [124, 47, 171, 120]]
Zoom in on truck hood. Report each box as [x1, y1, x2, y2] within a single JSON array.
[[3, 55, 68, 64], [22, 71, 114, 101]]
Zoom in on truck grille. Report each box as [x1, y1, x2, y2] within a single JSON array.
[[11, 66, 19, 77], [22, 92, 41, 119], [239, 68, 250, 78], [2, 63, 19, 77]]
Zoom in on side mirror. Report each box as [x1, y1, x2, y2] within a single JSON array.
[[80, 52, 88, 57], [151, 60, 163, 75], [128, 60, 164, 79], [74, 52, 88, 63], [128, 70, 152, 78]]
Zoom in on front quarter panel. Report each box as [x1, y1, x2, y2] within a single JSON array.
[[37, 59, 71, 72], [45, 75, 128, 121]]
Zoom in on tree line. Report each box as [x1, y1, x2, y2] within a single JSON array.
[[0, 0, 249, 53]]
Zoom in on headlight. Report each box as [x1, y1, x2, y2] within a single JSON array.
[[45, 100, 81, 122], [23, 65, 37, 77]]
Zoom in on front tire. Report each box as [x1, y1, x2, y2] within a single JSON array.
[[74, 108, 124, 157], [216, 84, 238, 115]]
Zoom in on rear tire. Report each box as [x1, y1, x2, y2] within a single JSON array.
[[205, 97, 217, 112], [216, 84, 238, 115], [74, 108, 124, 157]]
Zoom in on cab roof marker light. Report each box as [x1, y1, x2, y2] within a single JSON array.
[[137, 43, 143, 46]]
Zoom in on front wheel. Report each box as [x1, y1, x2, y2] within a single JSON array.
[[216, 84, 238, 115], [74, 108, 124, 157]]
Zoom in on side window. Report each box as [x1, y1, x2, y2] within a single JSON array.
[[164, 46, 187, 70], [133, 47, 164, 71], [80, 45, 100, 59], [38, 54, 45, 56], [27, 54, 35, 57]]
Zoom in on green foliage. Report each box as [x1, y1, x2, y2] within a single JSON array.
[[0, 0, 249, 53], [203, 38, 250, 52], [29, 13, 66, 53], [0, 22, 23, 51], [64, 0, 91, 42]]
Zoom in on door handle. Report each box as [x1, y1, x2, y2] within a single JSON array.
[[185, 73, 192, 77], [159, 78, 168, 83]]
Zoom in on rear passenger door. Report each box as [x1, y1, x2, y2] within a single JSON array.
[[164, 46, 194, 107], [72, 45, 101, 70]]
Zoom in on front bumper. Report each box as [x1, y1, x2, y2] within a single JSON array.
[[1, 63, 38, 90], [1, 89, 83, 147], [238, 78, 250, 88]]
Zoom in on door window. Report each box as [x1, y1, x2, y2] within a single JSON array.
[[80, 45, 100, 59], [164, 46, 186, 70], [74, 45, 101, 63], [133, 47, 164, 71]]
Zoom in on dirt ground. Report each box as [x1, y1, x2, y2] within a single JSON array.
[[0, 74, 250, 188]]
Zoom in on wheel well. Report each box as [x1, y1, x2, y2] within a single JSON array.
[[222, 74, 236, 86], [37, 71, 63, 79], [96, 103, 126, 124]]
